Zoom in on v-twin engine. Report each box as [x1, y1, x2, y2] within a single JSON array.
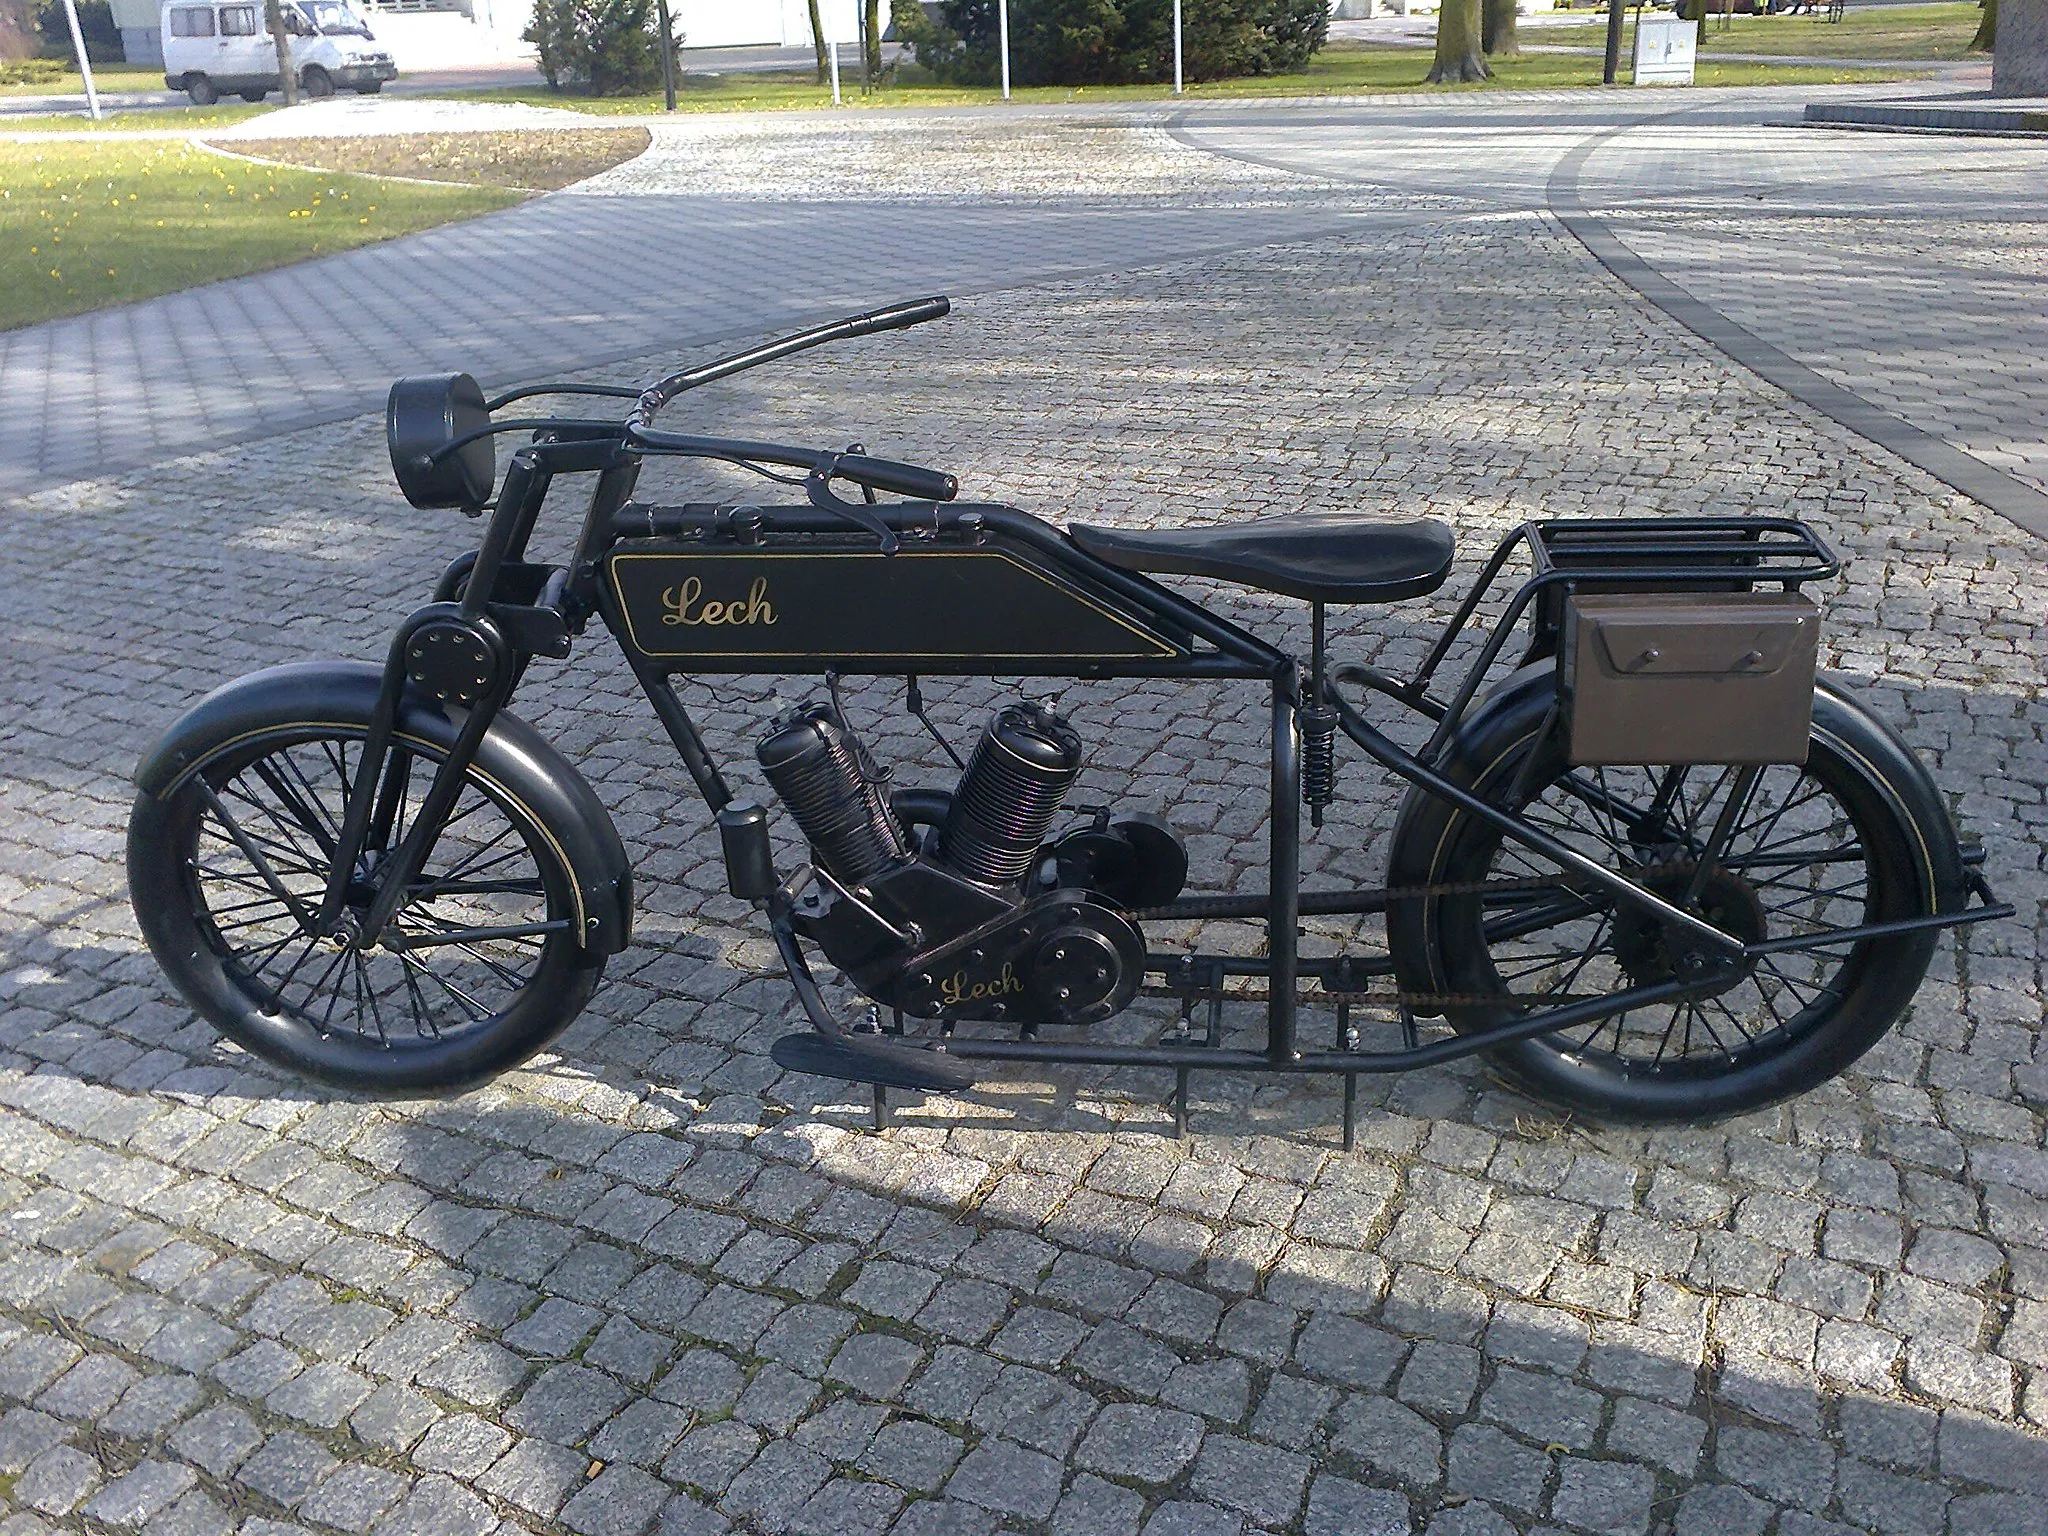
[[755, 698, 1181, 1030]]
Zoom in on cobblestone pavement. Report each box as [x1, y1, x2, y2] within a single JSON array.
[[0, 97, 2045, 1536]]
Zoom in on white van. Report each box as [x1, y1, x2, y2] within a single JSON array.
[[162, 0, 397, 105]]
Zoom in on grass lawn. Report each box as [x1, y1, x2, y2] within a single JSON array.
[[0, 139, 517, 330], [1537, 1, 1984, 59], [0, 63, 168, 97], [7, 103, 277, 130], [224, 127, 652, 190], [478, 43, 1918, 115]]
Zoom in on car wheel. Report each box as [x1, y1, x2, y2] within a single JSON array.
[[240, 89, 267, 102], [185, 74, 218, 106], [354, 80, 383, 94], [301, 65, 334, 98]]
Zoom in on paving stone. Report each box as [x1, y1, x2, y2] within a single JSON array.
[[1673, 1484, 1771, 1536], [1548, 1457, 1654, 1536], [722, 1438, 833, 1529], [169, 1406, 265, 1476], [1446, 1424, 1548, 1514], [1076, 1401, 1204, 1485], [478, 1436, 588, 1518], [828, 1331, 926, 1400], [234, 1432, 335, 1508], [733, 1361, 820, 1434], [591, 1398, 692, 1467], [295, 1465, 410, 1534], [506, 1362, 628, 1445], [560, 1465, 671, 1536], [1187, 1433, 1312, 1527], [1051, 1472, 1146, 1536], [945, 1438, 1065, 1521], [17, 1444, 104, 1517], [413, 1414, 515, 1479], [1303, 1473, 1411, 1536]]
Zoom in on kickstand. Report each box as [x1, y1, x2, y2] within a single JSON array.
[[1172, 1067, 1191, 1139], [872, 1083, 889, 1133]]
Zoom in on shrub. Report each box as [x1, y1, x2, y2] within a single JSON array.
[[36, 0, 120, 63], [897, 0, 1326, 87], [524, 0, 679, 96]]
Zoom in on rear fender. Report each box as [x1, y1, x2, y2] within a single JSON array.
[[1384, 661, 1966, 1008], [135, 661, 633, 954]]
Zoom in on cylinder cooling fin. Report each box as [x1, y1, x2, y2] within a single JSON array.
[[756, 705, 909, 886], [940, 702, 1084, 888]]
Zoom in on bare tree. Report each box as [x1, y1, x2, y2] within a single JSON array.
[[1429, 0, 1489, 81], [1970, 0, 1997, 51], [809, 0, 829, 82], [1482, 0, 1520, 58], [865, 0, 883, 77]]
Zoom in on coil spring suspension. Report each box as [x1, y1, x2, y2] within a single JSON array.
[[1300, 702, 1338, 828]]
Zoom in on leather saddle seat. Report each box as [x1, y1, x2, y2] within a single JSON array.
[[1068, 511, 1456, 605]]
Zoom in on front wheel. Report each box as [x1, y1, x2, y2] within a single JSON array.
[[354, 80, 383, 94], [301, 66, 335, 98], [1389, 682, 1958, 1121], [129, 723, 603, 1091]]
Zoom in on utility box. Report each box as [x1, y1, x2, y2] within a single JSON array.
[[1562, 593, 1821, 766], [1633, 13, 1697, 85]]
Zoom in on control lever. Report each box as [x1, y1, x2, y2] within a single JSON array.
[[806, 457, 901, 554]]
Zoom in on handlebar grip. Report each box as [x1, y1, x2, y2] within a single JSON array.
[[844, 296, 951, 338], [836, 454, 959, 502]]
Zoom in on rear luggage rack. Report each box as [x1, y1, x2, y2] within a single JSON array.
[[1340, 517, 1845, 761]]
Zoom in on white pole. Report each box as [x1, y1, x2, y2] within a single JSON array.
[[1173, 0, 1182, 94], [829, 37, 841, 104], [60, 0, 102, 122], [998, 0, 1010, 99]]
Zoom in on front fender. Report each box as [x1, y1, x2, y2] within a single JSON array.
[[136, 661, 633, 954]]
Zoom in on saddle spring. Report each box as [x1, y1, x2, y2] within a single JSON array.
[[1300, 701, 1338, 827]]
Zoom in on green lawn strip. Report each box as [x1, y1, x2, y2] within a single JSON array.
[[7, 103, 278, 131], [1536, 1, 1982, 60], [475, 46, 1917, 115], [0, 63, 169, 97], [0, 139, 518, 331]]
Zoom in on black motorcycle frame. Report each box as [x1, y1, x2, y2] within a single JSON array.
[[299, 303, 2008, 1140]]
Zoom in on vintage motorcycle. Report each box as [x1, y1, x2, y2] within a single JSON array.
[[127, 299, 2009, 1142]]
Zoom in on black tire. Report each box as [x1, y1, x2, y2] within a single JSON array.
[[185, 74, 218, 106], [128, 722, 603, 1092], [301, 66, 334, 98], [240, 89, 268, 103], [354, 80, 383, 94], [1388, 679, 1957, 1121]]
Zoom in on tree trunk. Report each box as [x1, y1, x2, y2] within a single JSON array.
[[864, 0, 882, 76], [264, 0, 298, 106], [808, 0, 828, 82], [1429, 0, 1490, 81], [1970, 0, 1997, 52], [1483, 0, 1520, 57]]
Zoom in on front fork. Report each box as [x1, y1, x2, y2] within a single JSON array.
[[315, 451, 559, 945]]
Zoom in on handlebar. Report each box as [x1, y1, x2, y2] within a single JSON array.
[[631, 295, 953, 433], [829, 454, 958, 502]]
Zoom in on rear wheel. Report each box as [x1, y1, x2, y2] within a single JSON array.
[[1394, 693, 1950, 1120], [185, 74, 218, 106], [128, 725, 603, 1090]]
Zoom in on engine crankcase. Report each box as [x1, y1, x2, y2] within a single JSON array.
[[889, 891, 1145, 1029]]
